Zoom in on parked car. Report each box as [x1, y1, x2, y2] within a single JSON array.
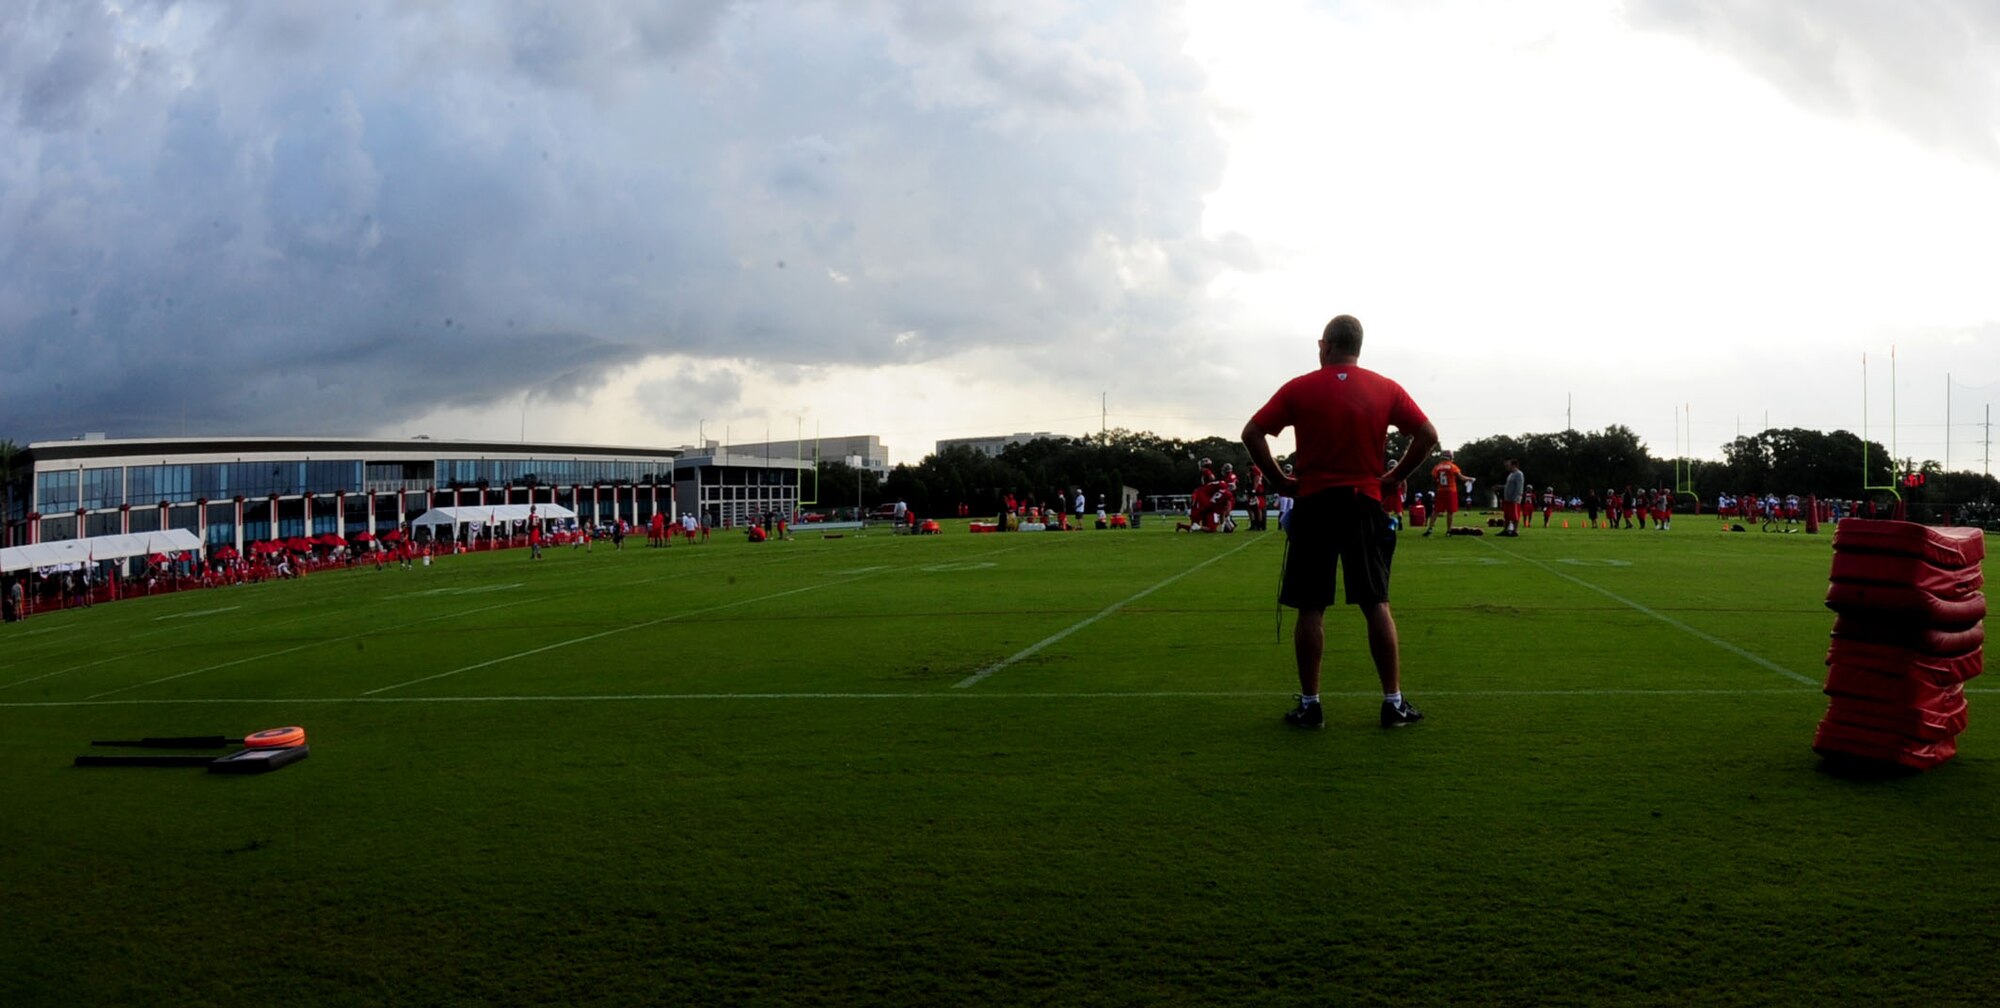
[[867, 503, 902, 522]]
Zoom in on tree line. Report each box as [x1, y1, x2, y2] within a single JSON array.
[[803, 426, 1999, 520], [6, 428, 1994, 529]]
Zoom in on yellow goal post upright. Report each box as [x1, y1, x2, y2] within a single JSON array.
[[1861, 351, 1902, 507], [1673, 404, 1700, 510]]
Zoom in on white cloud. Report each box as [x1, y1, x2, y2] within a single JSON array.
[[4, 0, 1996, 475], [1187, 0, 2000, 464], [1, 0, 1238, 451]]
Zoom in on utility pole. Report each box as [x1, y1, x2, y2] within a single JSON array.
[[1984, 404, 1991, 478], [1945, 374, 1950, 475], [1101, 392, 1107, 435], [1566, 393, 1572, 431]]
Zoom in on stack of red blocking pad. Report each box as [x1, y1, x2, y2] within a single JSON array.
[[1816, 519, 1985, 770]]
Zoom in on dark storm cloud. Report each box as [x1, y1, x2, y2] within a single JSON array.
[[0, 0, 1239, 442], [1626, 0, 2000, 163]]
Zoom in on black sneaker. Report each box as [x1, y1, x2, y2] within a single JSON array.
[[1284, 697, 1324, 729], [1381, 698, 1424, 727]]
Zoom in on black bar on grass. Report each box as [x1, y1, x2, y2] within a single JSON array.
[[89, 736, 241, 749], [74, 754, 223, 768]]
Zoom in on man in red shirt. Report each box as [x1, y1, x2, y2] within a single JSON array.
[[1247, 465, 1269, 531], [1243, 314, 1439, 730]]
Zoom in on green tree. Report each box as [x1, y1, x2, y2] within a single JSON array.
[[1892, 461, 1999, 527], [1450, 434, 1521, 504], [1710, 428, 1891, 500], [812, 459, 881, 514], [1448, 425, 1659, 504], [1571, 425, 1656, 492], [1, 439, 21, 545]]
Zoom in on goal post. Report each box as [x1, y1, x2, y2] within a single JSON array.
[[1674, 405, 1699, 509], [1861, 352, 1902, 505]]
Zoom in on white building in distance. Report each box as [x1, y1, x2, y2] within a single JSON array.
[[720, 434, 888, 475]]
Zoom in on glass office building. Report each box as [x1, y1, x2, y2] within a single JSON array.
[[2, 436, 728, 552]]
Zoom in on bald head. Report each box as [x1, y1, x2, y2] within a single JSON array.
[[1321, 315, 1364, 360]]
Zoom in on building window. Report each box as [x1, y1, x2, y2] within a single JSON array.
[[131, 465, 196, 504], [305, 460, 362, 495], [206, 503, 236, 546], [81, 467, 124, 510], [36, 470, 79, 513]]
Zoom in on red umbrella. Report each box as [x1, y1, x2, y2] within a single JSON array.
[[213, 546, 239, 560], [315, 533, 345, 547], [348, 531, 376, 543], [285, 536, 312, 552], [382, 529, 406, 542], [148, 553, 169, 564]]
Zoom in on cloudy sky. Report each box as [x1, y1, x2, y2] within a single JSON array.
[[4, 0, 1997, 469]]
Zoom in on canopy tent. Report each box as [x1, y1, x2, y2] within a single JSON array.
[[1, 528, 205, 574], [408, 503, 577, 530]]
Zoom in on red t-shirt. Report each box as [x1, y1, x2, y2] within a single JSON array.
[[1251, 363, 1428, 500]]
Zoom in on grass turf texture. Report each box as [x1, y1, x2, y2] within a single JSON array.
[[1, 517, 1995, 1007]]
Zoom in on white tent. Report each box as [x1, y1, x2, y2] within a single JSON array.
[[407, 503, 577, 530], [1, 528, 205, 573]]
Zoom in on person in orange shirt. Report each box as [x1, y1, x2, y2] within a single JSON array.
[[1423, 450, 1462, 536]]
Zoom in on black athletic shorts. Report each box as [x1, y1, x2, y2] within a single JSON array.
[[1280, 487, 1396, 610]]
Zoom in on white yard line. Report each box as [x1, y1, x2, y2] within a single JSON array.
[[1, 652, 129, 691], [1479, 540, 1820, 686], [9, 609, 332, 689], [955, 535, 1267, 689], [0, 685, 1853, 710], [84, 598, 537, 700], [363, 544, 1029, 696], [153, 606, 241, 621], [361, 581, 843, 695]]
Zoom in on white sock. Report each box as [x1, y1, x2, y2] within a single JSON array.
[[1384, 691, 1402, 705], [1301, 693, 1320, 706]]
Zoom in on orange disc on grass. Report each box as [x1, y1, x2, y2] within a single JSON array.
[[244, 726, 306, 749]]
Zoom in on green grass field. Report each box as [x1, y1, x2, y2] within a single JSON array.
[[2, 516, 1994, 1007]]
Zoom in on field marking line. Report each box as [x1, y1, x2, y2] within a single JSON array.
[[1478, 540, 1819, 686], [955, 535, 1269, 689], [8, 608, 341, 688], [1, 652, 130, 691], [154, 606, 241, 621], [355, 547, 1030, 696], [361, 581, 840, 695], [127, 604, 346, 643], [84, 598, 537, 700], [611, 537, 1028, 587], [0, 685, 1848, 709]]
